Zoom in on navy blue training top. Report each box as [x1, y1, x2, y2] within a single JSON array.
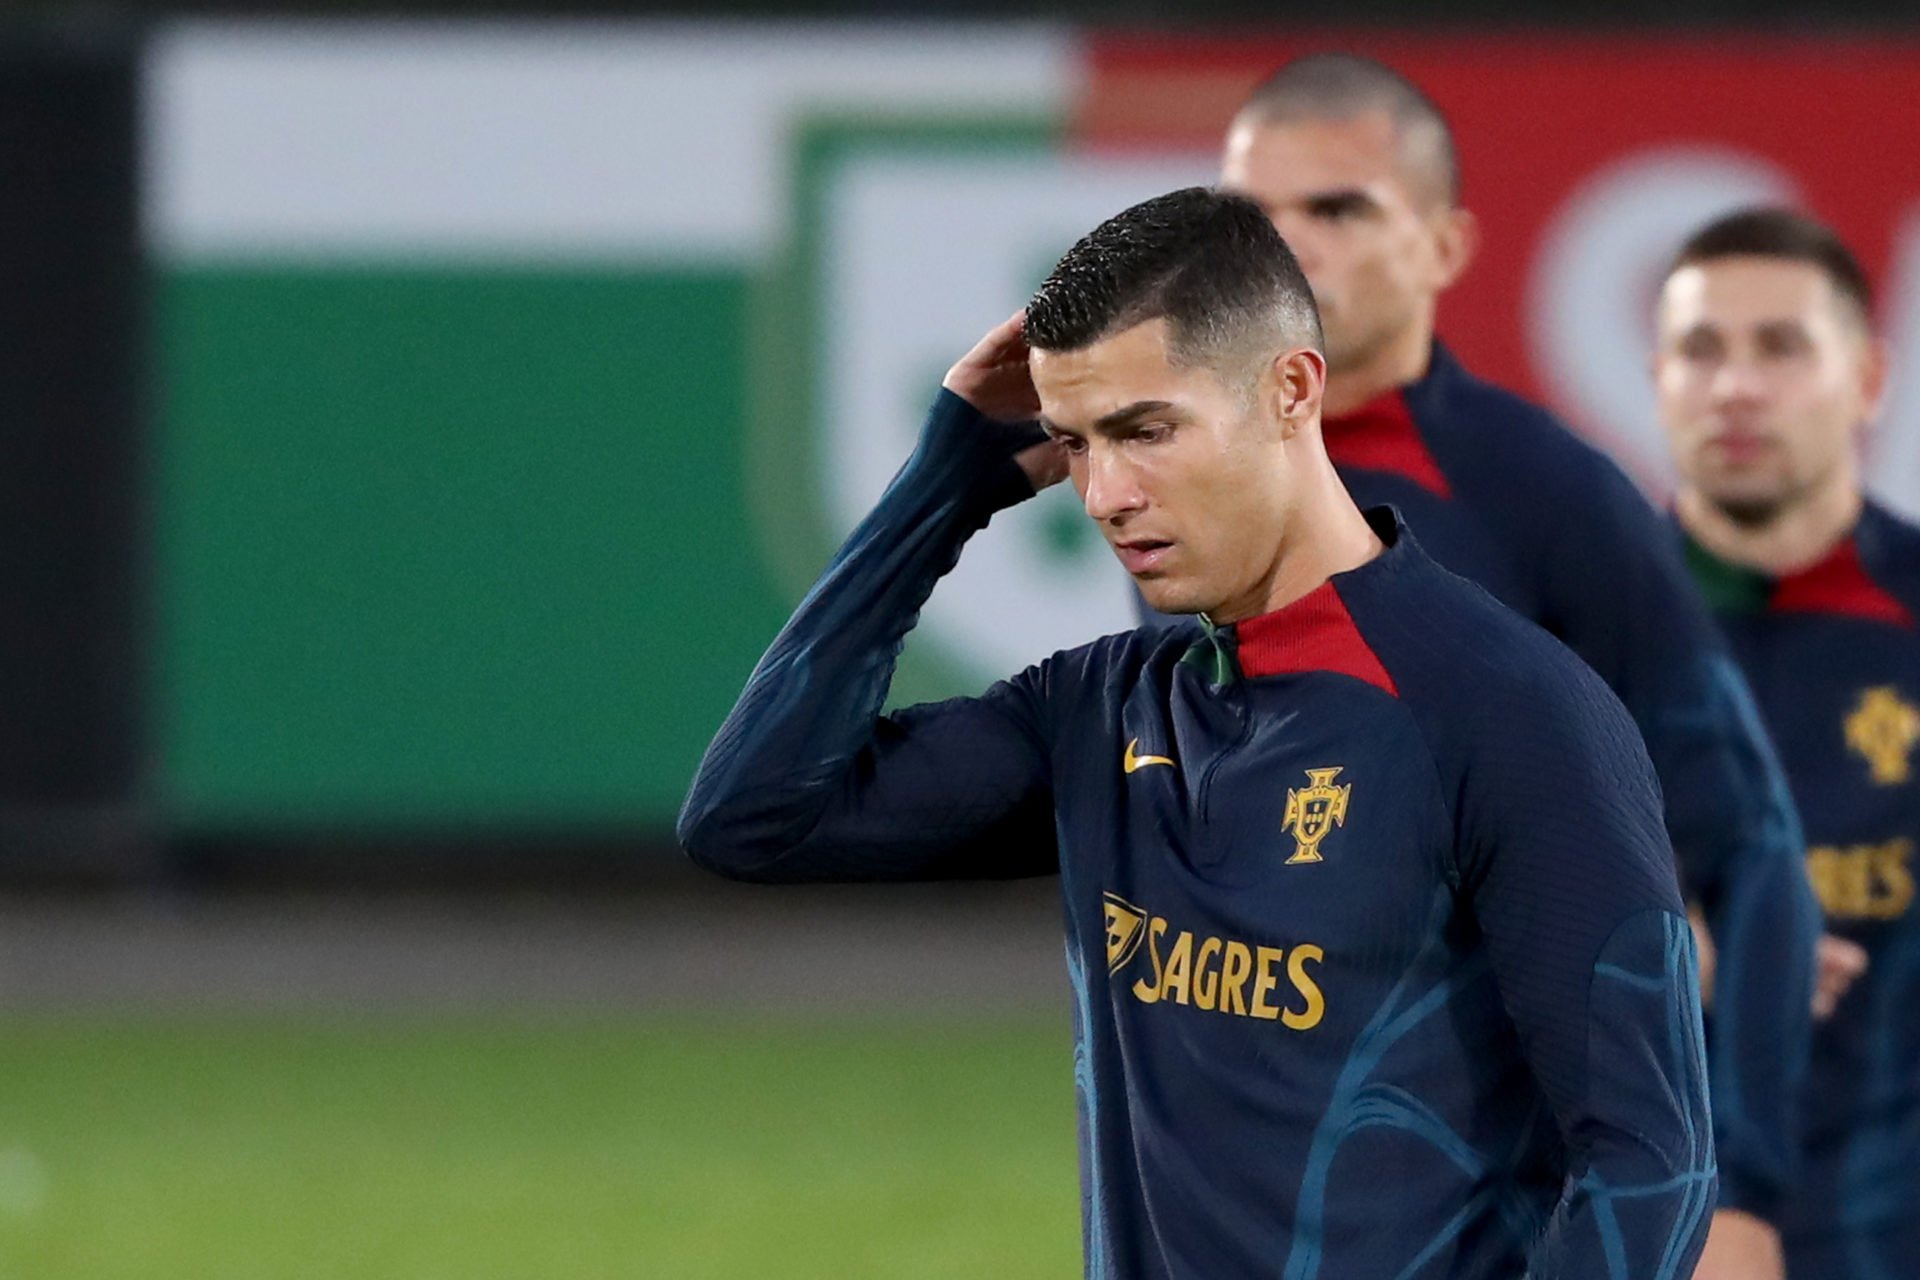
[[1684, 503, 1920, 1270], [682, 390, 1715, 1280], [1303, 342, 1820, 1222]]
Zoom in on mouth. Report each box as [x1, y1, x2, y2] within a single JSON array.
[[1113, 538, 1174, 576], [1705, 429, 1775, 467]]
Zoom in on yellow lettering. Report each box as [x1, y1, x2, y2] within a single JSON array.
[[1161, 931, 1195, 1006], [1807, 846, 1842, 916], [1835, 855, 1866, 917], [1251, 946, 1286, 1020], [1220, 941, 1252, 1016], [1108, 893, 1329, 1028], [1808, 840, 1919, 921], [1192, 937, 1223, 1011], [1283, 945, 1327, 1030], [1131, 917, 1169, 1004], [1874, 840, 1916, 920]]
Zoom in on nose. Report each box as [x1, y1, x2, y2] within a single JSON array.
[[1709, 355, 1767, 407], [1081, 444, 1146, 524]]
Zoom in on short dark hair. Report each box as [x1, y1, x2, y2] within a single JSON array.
[[1024, 187, 1322, 388], [1667, 206, 1874, 326], [1239, 53, 1459, 207]]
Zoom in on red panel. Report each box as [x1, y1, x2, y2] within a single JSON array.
[[1234, 580, 1399, 695], [1075, 34, 1920, 468], [1324, 391, 1453, 499], [1771, 538, 1915, 628]]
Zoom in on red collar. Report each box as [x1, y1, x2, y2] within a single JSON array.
[[1230, 580, 1399, 695]]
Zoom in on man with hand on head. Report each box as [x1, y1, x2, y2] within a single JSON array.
[[1655, 207, 1912, 1280], [683, 187, 1714, 1278], [1217, 53, 1822, 1277]]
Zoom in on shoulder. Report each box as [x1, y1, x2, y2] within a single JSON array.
[[1343, 540, 1648, 767], [1421, 352, 1653, 517], [1420, 351, 1588, 462], [1341, 542, 1664, 887], [1015, 622, 1195, 702], [1859, 501, 1920, 616], [938, 625, 1185, 750]]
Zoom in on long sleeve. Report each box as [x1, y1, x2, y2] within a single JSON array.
[[1537, 455, 1818, 1223], [1460, 661, 1717, 1279], [677, 390, 1058, 883]]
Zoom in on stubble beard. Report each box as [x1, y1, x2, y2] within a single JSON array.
[[1704, 460, 1825, 532], [1710, 494, 1788, 529]]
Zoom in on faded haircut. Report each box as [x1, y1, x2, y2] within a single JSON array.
[[1238, 52, 1459, 208], [1667, 206, 1875, 330], [1024, 186, 1322, 395]]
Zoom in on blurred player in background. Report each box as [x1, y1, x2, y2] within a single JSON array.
[[1655, 207, 1914, 1280], [1216, 53, 1822, 1278], [683, 188, 1715, 1278]]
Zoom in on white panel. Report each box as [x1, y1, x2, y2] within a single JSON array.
[[147, 21, 1076, 261], [822, 149, 1218, 678], [1865, 205, 1920, 522]]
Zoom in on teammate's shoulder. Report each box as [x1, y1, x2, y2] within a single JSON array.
[[1857, 501, 1920, 614], [1861, 500, 1920, 559], [1420, 347, 1638, 492]]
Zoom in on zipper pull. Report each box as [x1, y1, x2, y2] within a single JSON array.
[[1180, 613, 1239, 687]]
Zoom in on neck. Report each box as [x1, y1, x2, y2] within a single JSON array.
[[1675, 469, 1863, 577], [1321, 315, 1436, 419], [1211, 434, 1385, 624]]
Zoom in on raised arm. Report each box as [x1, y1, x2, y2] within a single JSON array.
[[678, 316, 1070, 883], [1461, 663, 1717, 1280], [1538, 452, 1817, 1231]]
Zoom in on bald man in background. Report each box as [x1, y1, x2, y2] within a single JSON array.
[[1215, 53, 1824, 1278]]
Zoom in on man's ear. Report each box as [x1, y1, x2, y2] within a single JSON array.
[[1432, 207, 1479, 293], [1861, 333, 1891, 424], [1268, 346, 1328, 439]]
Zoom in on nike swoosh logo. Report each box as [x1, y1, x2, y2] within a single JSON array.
[[1124, 738, 1176, 774]]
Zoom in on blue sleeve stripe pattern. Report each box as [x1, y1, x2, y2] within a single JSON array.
[[1572, 911, 1716, 1280], [1837, 926, 1920, 1231], [1662, 654, 1815, 1215], [1285, 889, 1500, 1280], [1066, 941, 1111, 1280]]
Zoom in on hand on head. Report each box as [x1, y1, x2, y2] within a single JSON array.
[[944, 311, 1040, 421], [944, 311, 1068, 491]]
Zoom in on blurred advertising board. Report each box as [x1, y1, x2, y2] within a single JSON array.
[[145, 23, 1920, 832]]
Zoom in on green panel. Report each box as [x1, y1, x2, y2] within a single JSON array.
[[155, 267, 788, 828]]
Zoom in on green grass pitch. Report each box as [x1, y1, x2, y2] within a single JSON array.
[[0, 1015, 1080, 1279]]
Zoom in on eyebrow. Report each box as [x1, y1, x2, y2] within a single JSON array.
[[1304, 186, 1373, 202], [1301, 187, 1381, 211], [1042, 400, 1178, 437], [1674, 317, 1812, 341]]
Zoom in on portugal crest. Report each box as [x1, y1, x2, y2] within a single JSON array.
[[1846, 687, 1920, 786], [1283, 767, 1351, 865]]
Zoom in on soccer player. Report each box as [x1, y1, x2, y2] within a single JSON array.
[[682, 188, 1714, 1278], [1654, 207, 1918, 1280], [1217, 53, 1821, 1274]]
